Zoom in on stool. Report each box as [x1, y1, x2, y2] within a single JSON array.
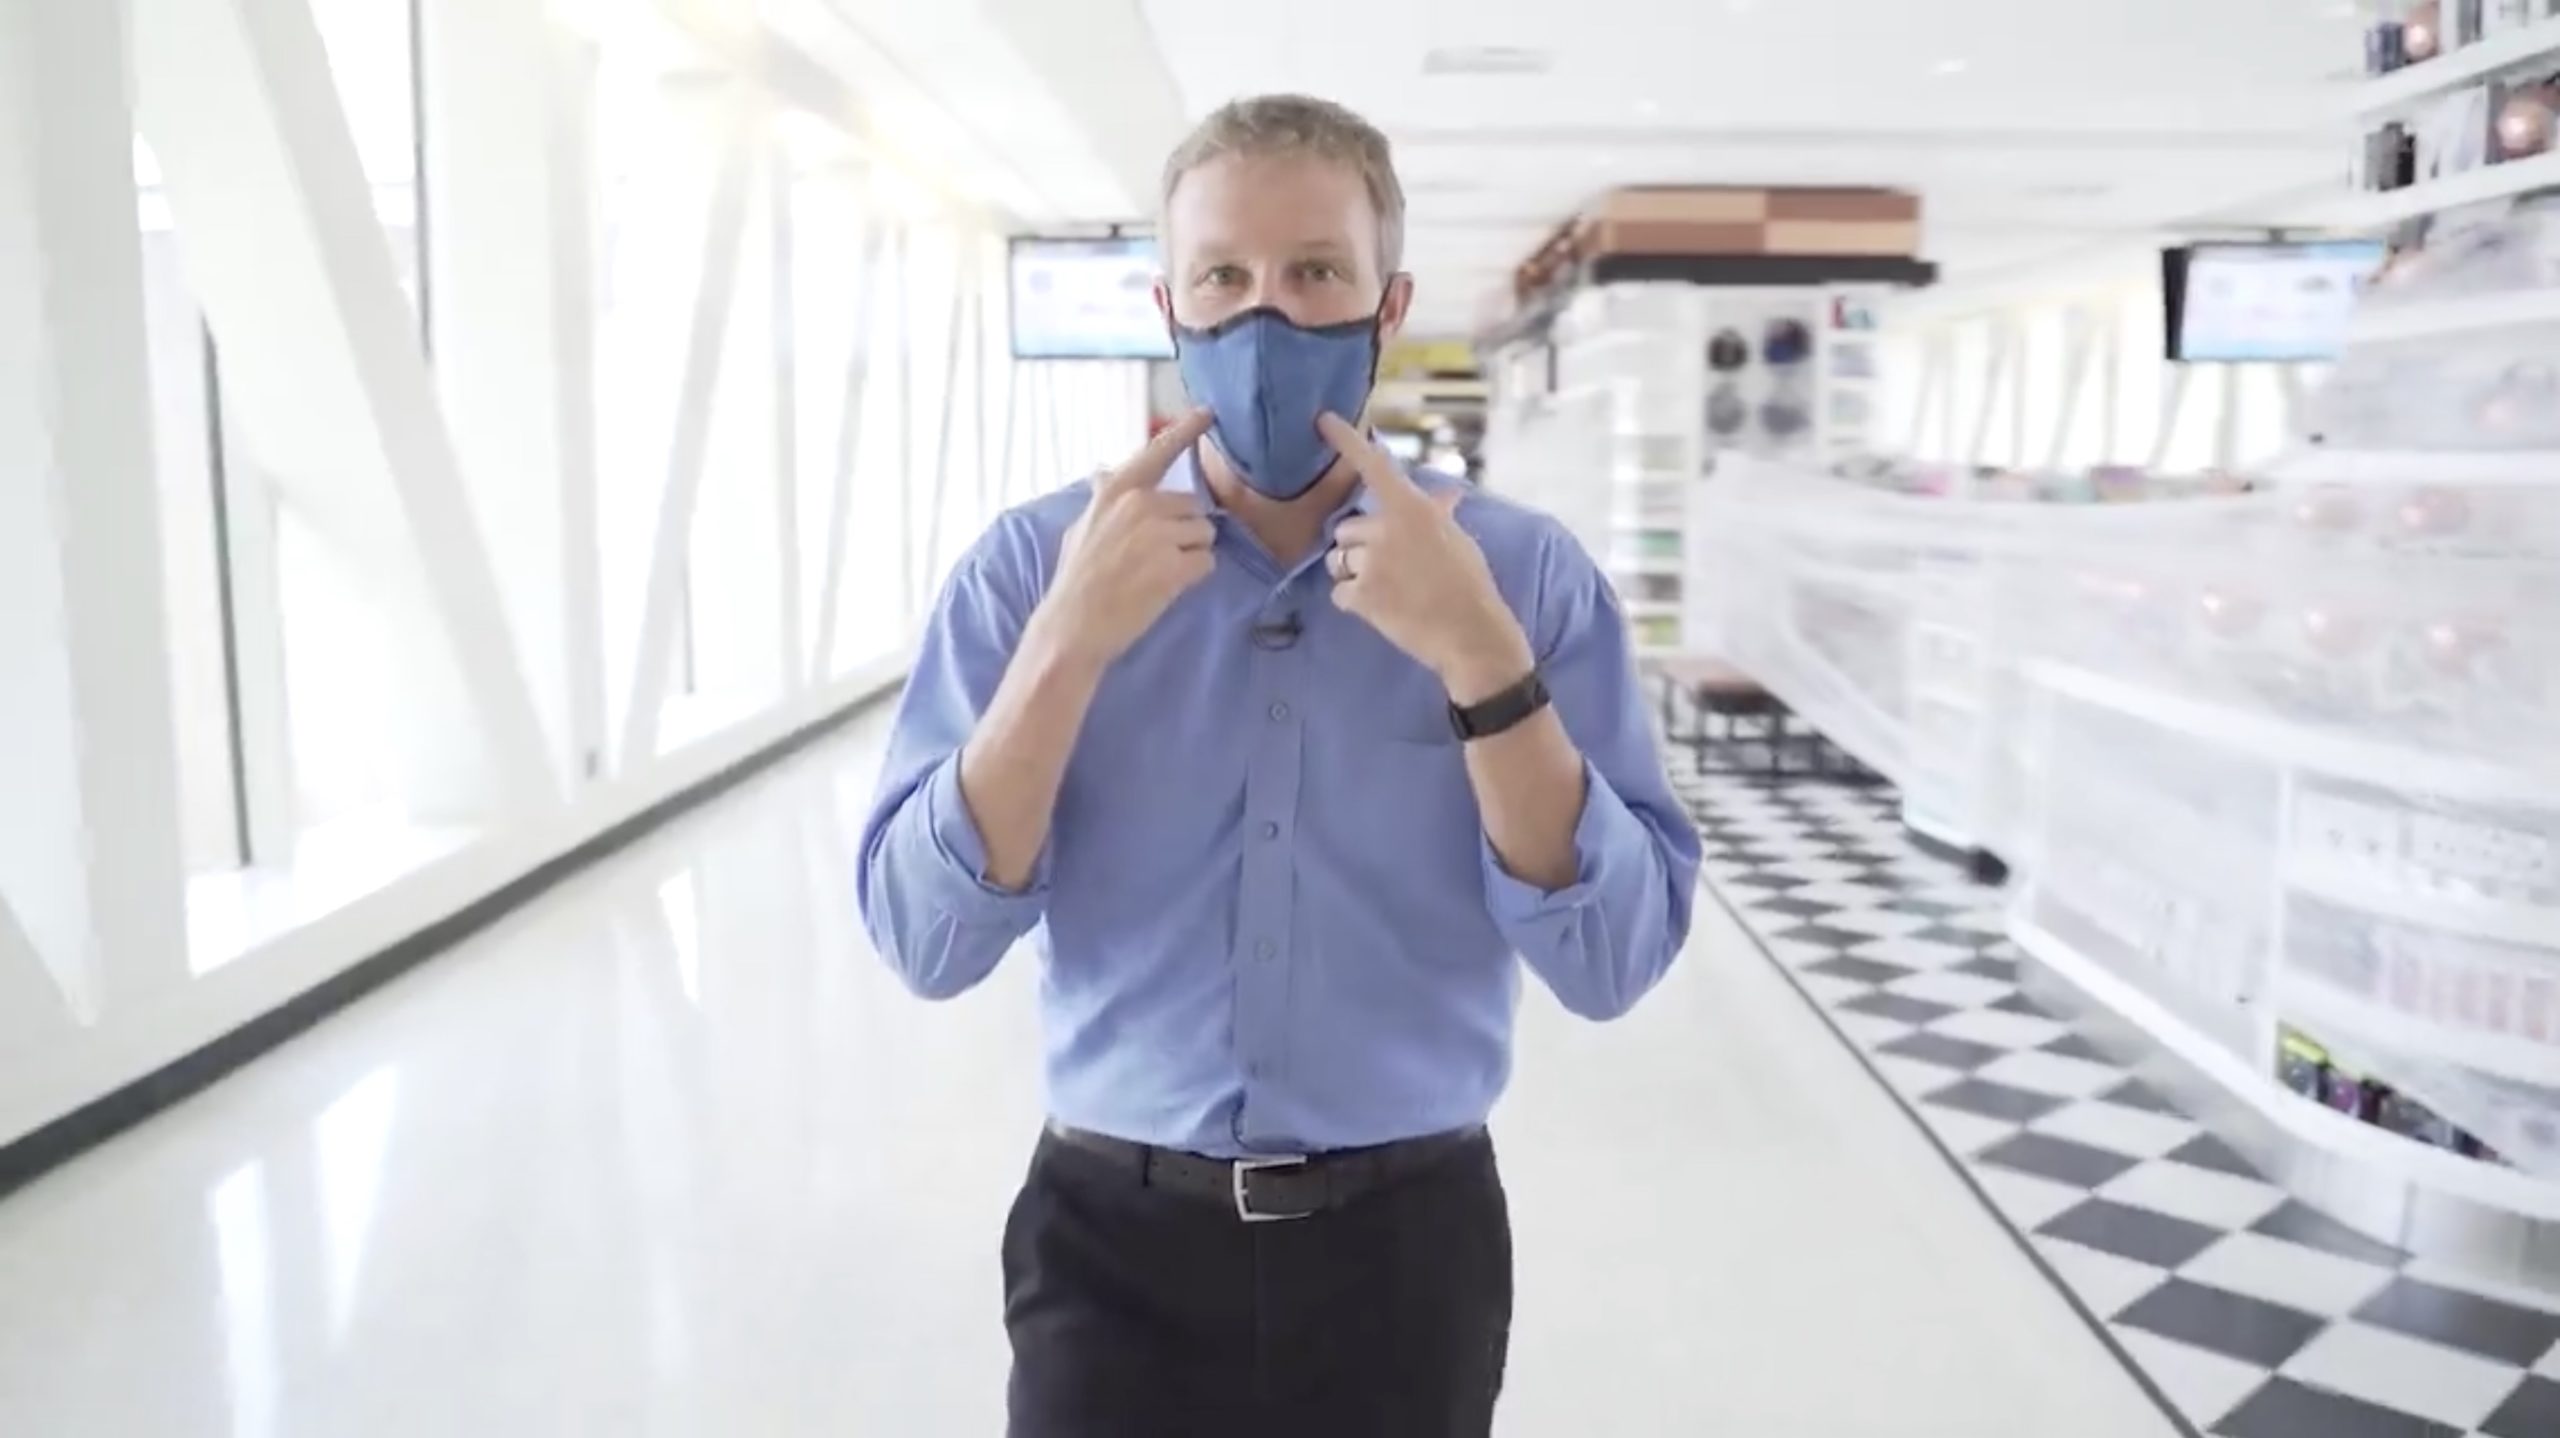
[[1650, 657, 1886, 785]]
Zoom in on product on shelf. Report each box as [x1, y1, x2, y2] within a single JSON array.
[[2411, 1, 2446, 63], [2280, 1024, 2514, 1159], [2280, 1030, 2332, 1098], [2370, 0, 2560, 74], [2496, 78, 2559, 159]]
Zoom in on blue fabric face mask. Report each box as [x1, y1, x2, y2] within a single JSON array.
[[1172, 305, 1383, 502]]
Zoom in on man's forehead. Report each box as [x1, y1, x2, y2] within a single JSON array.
[[1181, 231, 1359, 258]]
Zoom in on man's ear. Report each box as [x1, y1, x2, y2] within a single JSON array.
[[1376, 272, 1416, 340], [1152, 278, 1177, 337]]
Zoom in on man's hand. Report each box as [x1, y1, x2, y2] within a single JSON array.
[[1030, 410, 1219, 670], [1318, 413, 1534, 705]]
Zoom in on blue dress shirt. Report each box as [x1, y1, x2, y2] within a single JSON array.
[[857, 449, 1700, 1158]]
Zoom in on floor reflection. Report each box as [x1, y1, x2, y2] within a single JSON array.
[[207, 1162, 276, 1438], [313, 1065, 398, 1342], [0, 706, 2176, 1436]]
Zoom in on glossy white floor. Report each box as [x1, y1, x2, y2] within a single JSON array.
[[0, 707, 2174, 1437]]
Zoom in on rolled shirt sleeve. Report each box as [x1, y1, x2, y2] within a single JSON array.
[[856, 517, 1053, 1000], [1482, 528, 1704, 1020]]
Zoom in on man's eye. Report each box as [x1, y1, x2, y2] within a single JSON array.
[[1302, 261, 1343, 282], [1201, 266, 1245, 287]]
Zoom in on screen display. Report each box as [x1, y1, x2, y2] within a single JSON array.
[[2171, 241, 2384, 363], [1009, 236, 1174, 361]]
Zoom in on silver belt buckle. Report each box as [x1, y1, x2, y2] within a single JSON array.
[[1232, 1154, 1310, 1222]]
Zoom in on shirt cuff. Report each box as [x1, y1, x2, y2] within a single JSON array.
[[920, 754, 1052, 904], [1478, 757, 1644, 923]]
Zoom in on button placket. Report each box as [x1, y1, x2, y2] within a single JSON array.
[[1230, 596, 1308, 1143]]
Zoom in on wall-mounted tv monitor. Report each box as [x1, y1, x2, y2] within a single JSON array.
[[1009, 236, 1174, 361], [2162, 240, 2385, 363]]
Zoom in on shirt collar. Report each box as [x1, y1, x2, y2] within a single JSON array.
[[1159, 441, 1385, 518]]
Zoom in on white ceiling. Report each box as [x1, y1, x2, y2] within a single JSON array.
[[796, 0, 2369, 335]]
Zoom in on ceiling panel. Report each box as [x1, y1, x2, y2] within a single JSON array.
[[1139, 0, 2355, 131], [758, 0, 1153, 222], [1133, 0, 2363, 333]]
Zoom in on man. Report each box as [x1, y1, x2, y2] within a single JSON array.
[[858, 93, 1699, 1436]]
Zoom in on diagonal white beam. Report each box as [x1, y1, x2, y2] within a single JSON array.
[[808, 218, 888, 682], [620, 111, 754, 764], [2147, 364, 2193, 472], [1044, 361, 1067, 481], [131, 0, 557, 815], [891, 225, 916, 626], [216, 448, 302, 865], [916, 254, 972, 605], [1964, 323, 2011, 466], [975, 0, 1187, 214], [770, 155, 804, 695], [2043, 308, 2097, 470], [2097, 309, 2124, 462], [420, 0, 607, 789], [0, 0, 191, 1032], [993, 335, 1020, 509]]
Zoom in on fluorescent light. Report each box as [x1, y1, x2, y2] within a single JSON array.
[[1933, 58, 1970, 76], [1420, 45, 1554, 77]]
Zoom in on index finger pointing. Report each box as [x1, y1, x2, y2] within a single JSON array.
[[1102, 408, 1214, 498], [1316, 413, 1425, 507]]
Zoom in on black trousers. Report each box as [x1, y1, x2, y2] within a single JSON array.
[[1002, 1129, 1513, 1438]]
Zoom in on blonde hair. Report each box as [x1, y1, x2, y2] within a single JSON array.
[[1159, 94, 1406, 275]]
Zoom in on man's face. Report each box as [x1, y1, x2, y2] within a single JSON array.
[[1156, 151, 1412, 335]]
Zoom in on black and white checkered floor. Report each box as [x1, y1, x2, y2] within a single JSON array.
[[1672, 766, 2560, 1438]]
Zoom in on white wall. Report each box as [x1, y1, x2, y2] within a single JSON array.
[[0, 0, 1146, 1151]]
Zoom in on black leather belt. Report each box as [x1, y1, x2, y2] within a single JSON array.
[[1044, 1122, 1486, 1223]]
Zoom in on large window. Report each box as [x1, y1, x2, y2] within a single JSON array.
[[134, 140, 243, 877], [593, 49, 722, 741], [1893, 269, 2304, 474], [274, 0, 427, 832], [834, 207, 916, 675], [786, 131, 871, 686], [103, 0, 1146, 974], [12, 0, 1165, 1176]]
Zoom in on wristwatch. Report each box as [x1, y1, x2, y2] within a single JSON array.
[[1446, 670, 1551, 742]]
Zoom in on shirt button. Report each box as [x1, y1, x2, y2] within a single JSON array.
[[1254, 939, 1277, 961], [1248, 1061, 1269, 1080], [1268, 700, 1290, 722], [1258, 820, 1281, 841]]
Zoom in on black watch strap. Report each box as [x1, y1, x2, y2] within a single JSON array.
[[1447, 670, 1550, 742]]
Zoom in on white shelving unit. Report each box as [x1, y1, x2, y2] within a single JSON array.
[[2277, 447, 2560, 485], [2334, 149, 2560, 229], [2351, 14, 2560, 121], [1519, 281, 1893, 659], [2013, 918, 2560, 1222], [1814, 290, 1885, 465], [2339, 19, 2560, 229], [1985, 24, 2560, 1265], [2349, 287, 2560, 342], [1547, 283, 1706, 656]]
